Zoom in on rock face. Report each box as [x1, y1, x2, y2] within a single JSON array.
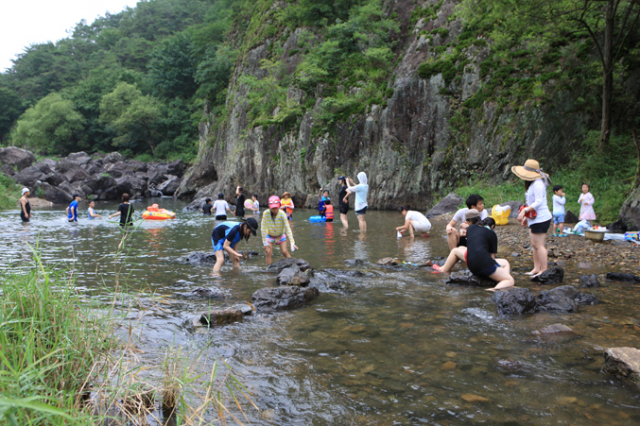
[[445, 270, 496, 287], [426, 193, 463, 218], [0, 150, 186, 204], [177, 0, 590, 208], [619, 185, 640, 231], [579, 274, 601, 288], [0, 147, 36, 171], [251, 286, 319, 312], [530, 267, 564, 284], [604, 347, 640, 385], [491, 285, 599, 315]]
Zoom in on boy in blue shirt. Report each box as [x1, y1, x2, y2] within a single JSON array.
[[552, 185, 566, 237], [66, 194, 81, 222]]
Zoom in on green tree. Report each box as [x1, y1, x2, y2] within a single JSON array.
[[13, 93, 86, 154], [100, 82, 164, 156], [0, 82, 24, 143], [147, 32, 198, 99]]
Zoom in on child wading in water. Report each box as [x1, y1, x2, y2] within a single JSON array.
[[280, 192, 295, 220], [578, 183, 596, 224], [322, 199, 334, 222], [552, 185, 566, 236], [210, 218, 258, 274], [262, 196, 298, 265]]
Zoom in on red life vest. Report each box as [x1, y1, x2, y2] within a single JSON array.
[[324, 204, 334, 220]]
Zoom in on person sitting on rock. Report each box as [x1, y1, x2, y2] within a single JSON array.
[[262, 195, 298, 265], [433, 211, 514, 292], [396, 204, 431, 237], [445, 194, 488, 250], [210, 218, 258, 274]]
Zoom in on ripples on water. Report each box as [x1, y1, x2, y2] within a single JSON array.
[[1, 199, 640, 425]]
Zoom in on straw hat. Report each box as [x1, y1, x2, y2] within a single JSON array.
[[511, 159, 544, 181], [282, 191, 291, 198]]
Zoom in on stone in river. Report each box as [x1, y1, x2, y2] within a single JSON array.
[[377, 257, 402, 266], [461, 394, 490, 403], [276, 265, 310, 287], [344, 259, 364, 266], [191, 287, 226, 299], [426, 192, 463, 218], [604, 347, 640, 385], [579, 274, 601, 288], [556, 396, 578, 405], [267, 257, 311, 272], [251, 286, 320, 312], [440, 361, 457, 370], [491, 288, 538, 315], [530, 266, 564, 284], [536, 285, 599, 313], [531, 324, 574, 336], [199, 308, 244, 326], [446, 270, 496, 287], [606, 272, 640, 283]]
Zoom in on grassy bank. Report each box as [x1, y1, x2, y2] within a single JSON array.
[[453, 132, 638, 224], [0, 173, 20, 211], [0, 255, 112, 424], [0, 251, 256, 424]]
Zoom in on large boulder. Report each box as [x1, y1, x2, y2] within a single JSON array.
[[103, 152, 124, 164], [41, 183, 73, 204], [147, 165, 169, 185], [491, 288, 538, 316], [276, 265, 310, 287], [267, 258, 311, 272], [0, 147, 36, 171], [536, 285, 599, 313], [445, 270, 496, 287], [251, 286, 319, 312], [308, 269, 367, 293], [66, 152, 92, 166], [166, 160, 186, 176], [84, 175, 117, 193], [116, 175, 147, 197], [13, 165, 45, 187], [530, 267, 564, 284], [127, 160, 148, 173], [607, 219, 628, 234], [157, 175, 181, 195], [33, 159, 56, 174], [604, 347, 640, 385], [64, 168, 89, 183], [44, 172, 67, 186], [104, 161, 131, 178], [619, 184, 640, 231], [56, 158, 82, 174], [183, 197, 209, 212], [564, 210, 579, 224], [426, 193, 463, 218]]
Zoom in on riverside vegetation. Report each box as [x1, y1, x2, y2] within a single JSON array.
[[0, 239, 255, 424], [1, 0, 639, 220]]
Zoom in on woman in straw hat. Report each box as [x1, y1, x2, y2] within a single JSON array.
[[512, 159, 553, 277]]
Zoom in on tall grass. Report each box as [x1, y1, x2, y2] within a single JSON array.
[[1, 244, 257, 424]]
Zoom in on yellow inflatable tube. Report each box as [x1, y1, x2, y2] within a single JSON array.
[[142, 203, 176, 220], [490, 204, 511, 226]]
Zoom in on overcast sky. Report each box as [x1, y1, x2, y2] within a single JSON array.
[[0, 0, 142, 72]]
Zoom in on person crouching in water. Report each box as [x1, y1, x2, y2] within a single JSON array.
[[432, 210, 514, 292], [211, 218, 258, 273], [396, 204, 431, 237], [262, 195, 298, 265], [322, 199, 334, 222]]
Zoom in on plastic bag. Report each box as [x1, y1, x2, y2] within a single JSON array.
[[573, 220, 590, 235]]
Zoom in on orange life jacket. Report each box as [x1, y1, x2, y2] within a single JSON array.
[[324, 204, 334, 220]]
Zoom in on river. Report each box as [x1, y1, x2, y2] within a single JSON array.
[[1, 198, 640, 425]]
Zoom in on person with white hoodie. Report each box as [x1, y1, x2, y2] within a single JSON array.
[[343, 172, 369, 232]]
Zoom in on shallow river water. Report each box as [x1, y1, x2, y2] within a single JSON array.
[[2, 199, 640, 425]]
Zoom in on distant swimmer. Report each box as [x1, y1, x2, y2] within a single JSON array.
[[66, 194, 81, 222], [87, 200, 102, 220], [109, 193, 135, 226]]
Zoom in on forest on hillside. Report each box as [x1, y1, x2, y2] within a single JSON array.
[[0, 0, 639, 184]]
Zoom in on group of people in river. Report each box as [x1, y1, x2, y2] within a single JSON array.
[[18, 158, 598, 291]]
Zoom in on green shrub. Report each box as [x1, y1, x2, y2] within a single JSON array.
[[0, 174, 20, 211]]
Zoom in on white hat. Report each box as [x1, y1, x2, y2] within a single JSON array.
[[22, 187, 30, 195]]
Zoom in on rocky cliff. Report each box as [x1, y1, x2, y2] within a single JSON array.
[[176, 0, 590, 211]]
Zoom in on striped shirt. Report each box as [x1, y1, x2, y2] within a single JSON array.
[[261, 209, 295, 246]]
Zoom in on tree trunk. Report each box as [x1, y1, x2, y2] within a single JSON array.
[[599, 0, 615, 151], [633, 127, 640, 187]]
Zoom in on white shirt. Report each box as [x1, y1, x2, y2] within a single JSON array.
[[552, 195, 566, 215], [406, 210, 430, 224], [351, 184, 369, 211], [213, 200, 230, 216], [253, 200, 260, 213], [452, 208, 488, 224], [525, 178, 552, 225]]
